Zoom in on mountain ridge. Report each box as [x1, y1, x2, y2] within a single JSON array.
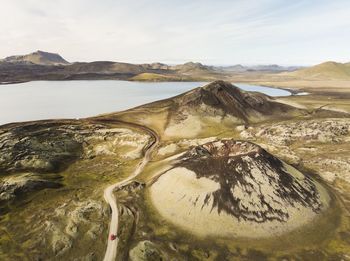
[[287, 61, 350, 80], [2, 50, 350, 84], [1, 50, 70, 66]]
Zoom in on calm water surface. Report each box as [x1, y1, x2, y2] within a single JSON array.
[[0, 81, 290, 125]]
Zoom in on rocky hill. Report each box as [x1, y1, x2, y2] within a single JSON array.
[[110, 81, 308, 139], [171, 80, 300, 122], [1, 50, 70, 66], [161, 81, 304, 138]]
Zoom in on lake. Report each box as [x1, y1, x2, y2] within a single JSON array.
[[0, 81, 291, 125]]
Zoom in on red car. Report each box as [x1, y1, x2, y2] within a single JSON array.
[[110, 234, 117, 241]]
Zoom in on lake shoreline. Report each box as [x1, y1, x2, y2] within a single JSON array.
[[0, 81, 292, 127], [0, 78, 301, 94]]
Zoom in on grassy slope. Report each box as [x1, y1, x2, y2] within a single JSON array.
[[288, 61, 350, 80]]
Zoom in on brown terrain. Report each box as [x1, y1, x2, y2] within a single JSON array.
[[0, 52, 350, 261]]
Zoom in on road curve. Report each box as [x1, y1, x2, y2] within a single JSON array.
[[99, 119, 159, 261]]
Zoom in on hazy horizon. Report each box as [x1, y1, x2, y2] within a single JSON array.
[[2, 0, 350, 66], [2, 49, 311, 67]]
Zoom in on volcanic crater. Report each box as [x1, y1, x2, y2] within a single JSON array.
[[149, 139, 330, 238]]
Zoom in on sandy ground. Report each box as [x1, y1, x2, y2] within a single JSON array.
[[164, 114, 203, 138]]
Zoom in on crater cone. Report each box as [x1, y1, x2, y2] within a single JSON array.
[[150, 140, 330, 238]]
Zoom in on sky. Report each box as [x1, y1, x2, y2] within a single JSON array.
[[1, 0, 350, 65]]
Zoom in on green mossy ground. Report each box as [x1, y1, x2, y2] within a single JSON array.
[[1, 88, 350, 260]]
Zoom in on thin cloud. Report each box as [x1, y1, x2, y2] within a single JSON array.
[[1, 0, 349, 65]]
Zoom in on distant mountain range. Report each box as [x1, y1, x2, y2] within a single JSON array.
[[216, 64, 303, 73], [1, 50, 349, 82], [0, 50, 301, 73]]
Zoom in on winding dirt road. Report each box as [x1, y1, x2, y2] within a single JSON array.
[[100, 120, 159, 261]]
